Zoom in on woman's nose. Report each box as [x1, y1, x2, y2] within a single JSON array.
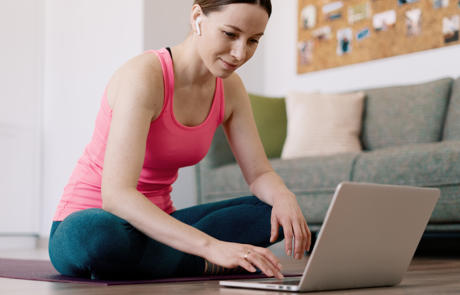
[[230, 42, 246, 62]]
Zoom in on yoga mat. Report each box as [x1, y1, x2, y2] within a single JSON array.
[[0, 258, 301, 286]]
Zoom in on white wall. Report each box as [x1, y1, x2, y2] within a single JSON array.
[[42, 0, 144, 236], [263, 0, 460, 96], [0, 0, 43, 237], [237, 41, 266, 94], [144, 0, 193, 51]]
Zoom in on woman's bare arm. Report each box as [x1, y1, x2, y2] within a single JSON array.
[[222, 73, 311, 258]]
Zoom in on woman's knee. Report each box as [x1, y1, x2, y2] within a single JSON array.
[[234, 195, 268, 207], [76, 209, 146, 259], [59, 209, 121, 250], [49, 208, 146, 276]]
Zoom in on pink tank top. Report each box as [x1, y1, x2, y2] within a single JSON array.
[[53, 48, 225, 221]]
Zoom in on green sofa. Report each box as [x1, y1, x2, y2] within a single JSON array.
[[195, 77, 460, 233]]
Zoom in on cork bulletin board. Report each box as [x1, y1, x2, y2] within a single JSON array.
[[297, 0, 460, 74]]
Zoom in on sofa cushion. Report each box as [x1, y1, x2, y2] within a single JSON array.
[[361, 78, 453, 150], [443, 77, 460, 141], [272, 153, 359, 189], [249, 94, 287, 159], [352, 141, 460, 223], [281, 91, 365, 159], [352, 141, 460, 186], [201, 152, 358, 202]]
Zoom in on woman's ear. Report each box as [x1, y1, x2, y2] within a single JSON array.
[[191, 4, 203, 36]]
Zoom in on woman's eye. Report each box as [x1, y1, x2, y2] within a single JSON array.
[[250, 39, 259, 44], [224, 31, 237, 38]]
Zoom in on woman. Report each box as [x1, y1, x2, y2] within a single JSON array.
[[49, 0, 311, 280]]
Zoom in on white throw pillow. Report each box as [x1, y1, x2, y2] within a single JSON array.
[[281, 91, 365, 159]]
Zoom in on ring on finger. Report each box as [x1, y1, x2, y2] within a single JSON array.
[[243, 250, 251, 260]]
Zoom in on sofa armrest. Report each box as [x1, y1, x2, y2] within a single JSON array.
[[202, 125, 235, 169], [196, 125, 236, 203]]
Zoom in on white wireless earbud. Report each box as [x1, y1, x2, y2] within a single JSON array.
[[195, 17, 202, 36]]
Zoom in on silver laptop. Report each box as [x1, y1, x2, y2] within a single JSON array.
[[220, 181, 439, 292]]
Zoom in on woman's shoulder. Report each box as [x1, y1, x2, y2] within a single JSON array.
[[106, 51, 164, 113], [222, 72, 250, 122], [223, 72, 243, 87], [223, 72, 246, 100]]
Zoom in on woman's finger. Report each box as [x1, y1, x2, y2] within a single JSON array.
[[246, 251, 283, 279], [252, 247, 282, 271], [270, 215, 279, 243], [246, 252, 273, 277], [292, 220, 304, 260], [305, 221, 312, 251], [282, 220, 294, 256], [298, 219, 308, 256], [239, 258, 257, 273]]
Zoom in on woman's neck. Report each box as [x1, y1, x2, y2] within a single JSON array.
[[170, 37, 215, 89]]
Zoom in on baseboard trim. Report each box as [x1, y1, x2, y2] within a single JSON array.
[[36, 236, 49, 249], [0, 235, 38, 250]]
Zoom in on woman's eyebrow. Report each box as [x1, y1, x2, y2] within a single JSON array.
[[224, 24, 264, 36]]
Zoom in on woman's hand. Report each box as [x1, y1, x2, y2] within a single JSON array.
[[204, 240, 284, 279], [270, 193, 311, 259]]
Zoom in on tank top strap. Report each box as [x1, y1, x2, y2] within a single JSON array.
[[150, 48, 175, 110], [216, 77, 225, 125]]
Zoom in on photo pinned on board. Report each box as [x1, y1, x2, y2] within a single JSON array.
[[373, 10, 397, 31], [322, 1, 344, 21], [398, 0, 419, 5], [406, 9, 422, 36], [336, 28, 352, 55], [443, 15, 459, 43], [432, 0, 449, 8], [348, 2, 371, 24], [301, 5, 316, 29], [313, 26, 332, 41], [298, 40, 314, 65], [356, 28, 370, 41]]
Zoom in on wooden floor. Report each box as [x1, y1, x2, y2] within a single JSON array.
[[1, 247, 460, 295]]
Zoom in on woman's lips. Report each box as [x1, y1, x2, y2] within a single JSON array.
[[220, 58, 238, 70]]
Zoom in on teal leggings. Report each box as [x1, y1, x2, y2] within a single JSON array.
[[48, 196, 283, 280]]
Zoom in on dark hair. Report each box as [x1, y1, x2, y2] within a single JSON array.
[[194, 0, 272, 17]]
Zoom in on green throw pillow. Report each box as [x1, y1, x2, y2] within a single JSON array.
[[249, 94, 287, 158]]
